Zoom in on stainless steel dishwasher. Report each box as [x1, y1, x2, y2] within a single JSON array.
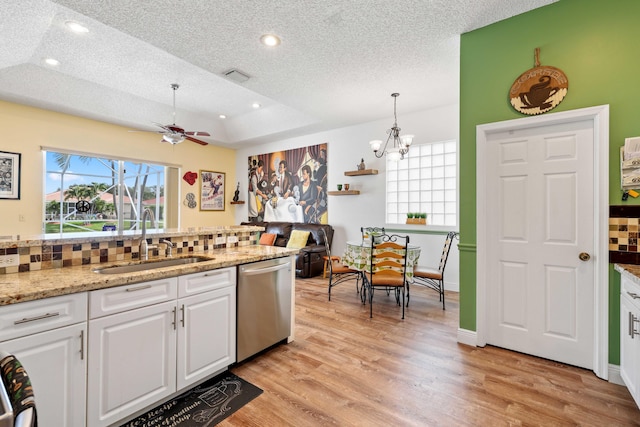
[[237, 257, 292, 362]]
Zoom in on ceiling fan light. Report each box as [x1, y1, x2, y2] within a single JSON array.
[[162, 133, 185, 144]]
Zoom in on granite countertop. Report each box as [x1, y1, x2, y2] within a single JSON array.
[[0, 245, 298, 306], [615, 263, 640, 287]]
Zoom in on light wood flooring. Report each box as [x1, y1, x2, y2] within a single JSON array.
[[225, 276, 640, 426]]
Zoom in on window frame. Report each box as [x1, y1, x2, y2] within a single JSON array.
[[385, 139, 458, 231], [42, 148, 179, 236]]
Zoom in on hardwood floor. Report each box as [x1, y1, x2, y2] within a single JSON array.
[[224, 276, 640, 426]]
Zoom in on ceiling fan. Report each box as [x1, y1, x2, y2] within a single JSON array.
[[140, 83, 210, 146]]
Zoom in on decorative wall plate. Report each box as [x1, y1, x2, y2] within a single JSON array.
[[184, 192, 197, 209], [509, 48, 568, 115]]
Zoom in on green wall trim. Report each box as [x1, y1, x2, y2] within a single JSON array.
[[384, 228, 454, 236], [457, 243, 476, 253]]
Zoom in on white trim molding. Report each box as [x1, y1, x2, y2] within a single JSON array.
[[475, 105, 610, 380]]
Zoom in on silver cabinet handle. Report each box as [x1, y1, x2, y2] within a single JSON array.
[[631, 312, 640, 339], [180, 304, 185, 328], [80, 329, 85, 360], [172, 306, 177, 330], [14, 311, 60, 325], [125, 284, 152, 292], [627, 291, 640, 300]]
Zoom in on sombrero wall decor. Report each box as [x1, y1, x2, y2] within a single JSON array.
[[509, 48, 568, 115]]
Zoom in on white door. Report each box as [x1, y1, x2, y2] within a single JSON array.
[[477, 106, 609, 373]]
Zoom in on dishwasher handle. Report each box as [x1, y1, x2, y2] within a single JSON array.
[[241, 262, 290, 276]]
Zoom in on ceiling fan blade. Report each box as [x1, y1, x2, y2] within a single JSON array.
[[185, 131, 211, 137], [185, 136, 209, 146]]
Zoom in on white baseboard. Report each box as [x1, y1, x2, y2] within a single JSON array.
[[457, 328, 477, 347], [608, 364, 624, 386]]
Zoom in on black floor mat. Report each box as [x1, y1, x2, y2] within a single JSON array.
[[120, 372, 263, 427]]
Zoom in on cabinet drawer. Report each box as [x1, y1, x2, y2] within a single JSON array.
[[178, 267, 236, 298], [89, 277, 178, 319], [621, 274, 640, 309], [0, 293, 88, 342]]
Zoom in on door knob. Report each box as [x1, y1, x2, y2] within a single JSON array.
[[579, 252, 591, 261]]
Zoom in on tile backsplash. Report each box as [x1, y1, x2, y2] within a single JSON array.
[[0, 229, 259, 275]]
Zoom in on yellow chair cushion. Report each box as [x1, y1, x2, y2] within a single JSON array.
[[286, 230, 310, 249]]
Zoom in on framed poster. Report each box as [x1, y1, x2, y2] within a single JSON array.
[[200, 170, 225, 211], [0, 151, 20, 200]]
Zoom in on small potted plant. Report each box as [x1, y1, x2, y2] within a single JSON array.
[[406, 212, 415, 224]]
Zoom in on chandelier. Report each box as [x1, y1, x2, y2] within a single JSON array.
[[369, 93, 414, 161]]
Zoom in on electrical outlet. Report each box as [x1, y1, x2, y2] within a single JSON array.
[[0, 254, 19, 267], [226, 235, 238, 245], [215, 236, 225, 245], [18, 214, 25, 222]]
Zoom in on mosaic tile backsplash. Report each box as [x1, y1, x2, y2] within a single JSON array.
[[610, 217, 639, 252], [0, 230, 258, 275]]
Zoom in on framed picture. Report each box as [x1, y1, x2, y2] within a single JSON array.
[[0, 151, 21, 200], [200, 170, 225, 211]]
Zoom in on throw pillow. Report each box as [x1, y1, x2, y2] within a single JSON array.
[[286, 230, 310, 249], [259, 233, 277, 246]]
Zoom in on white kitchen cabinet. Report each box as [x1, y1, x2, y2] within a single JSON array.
[[620, 274, 640, 408], [0, 293, 88, 427], [177, 268, 236, 390], [87, 277, 178, 427], [88, 269, 236, 426]]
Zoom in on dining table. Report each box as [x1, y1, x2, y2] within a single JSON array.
[[342, 239, 421, 281]]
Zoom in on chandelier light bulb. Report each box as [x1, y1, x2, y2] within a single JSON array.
[[369, 140, 382, 152]]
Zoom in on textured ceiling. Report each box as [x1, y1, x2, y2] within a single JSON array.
[[0, 0, 556, 148]]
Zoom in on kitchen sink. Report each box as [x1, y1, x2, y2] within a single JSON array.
[[92, 256, 214, 274]]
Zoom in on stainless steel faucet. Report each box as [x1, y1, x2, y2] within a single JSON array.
[[139, 208, 156, 260], [159, 239, 174, 257]]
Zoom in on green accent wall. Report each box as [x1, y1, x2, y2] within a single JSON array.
[[460, 0, 640, 364]]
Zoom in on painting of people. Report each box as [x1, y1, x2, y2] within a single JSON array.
[[247, 143, 327, 224]]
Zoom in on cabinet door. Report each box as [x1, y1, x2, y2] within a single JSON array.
[[88, 300, 177, 427], [177, 285, 236, 390], [1, 323, 86, 427]]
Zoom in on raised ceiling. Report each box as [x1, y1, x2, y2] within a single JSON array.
[[0, 0, 556, 148]]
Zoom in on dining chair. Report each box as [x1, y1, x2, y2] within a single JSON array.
[[0, 351, 37, 427], [410, 231, 458, 310], [360, 226, 385, 243], [364, 233, 409, 319], [321, 229, 361, 301]]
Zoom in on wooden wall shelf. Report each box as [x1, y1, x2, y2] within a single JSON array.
[[230, 201, 245, 205], [327, 190, 360, 195], [344, 169, 378, 176]]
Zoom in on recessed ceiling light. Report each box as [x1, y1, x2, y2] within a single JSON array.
[[260, 34, 281, 47], [44, 58, 60, 67], [65, 21, 89, 34], [252, 103, 261, 109], [219, 114, 227, 119]]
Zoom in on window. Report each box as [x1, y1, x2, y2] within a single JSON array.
[[386, 140, 457, 227], [43, 150, 171, 234]]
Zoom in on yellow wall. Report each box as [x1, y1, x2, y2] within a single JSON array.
[[0, 100, 236, 236]]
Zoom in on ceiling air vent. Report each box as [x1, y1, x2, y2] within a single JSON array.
[[223, 69, 251, 83]]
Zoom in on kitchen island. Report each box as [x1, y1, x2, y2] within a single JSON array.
[[0, 231, 298, 427]]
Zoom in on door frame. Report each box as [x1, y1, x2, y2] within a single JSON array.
[[476, 105, 610, 379]]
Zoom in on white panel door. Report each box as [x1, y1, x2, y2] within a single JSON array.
[[485, 119, 595, 369]]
